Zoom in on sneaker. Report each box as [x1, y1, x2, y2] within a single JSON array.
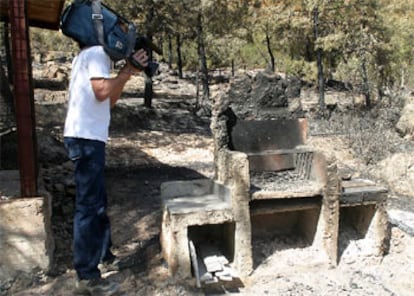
[[99, 257, 121, 273], [74, 277, 119, 295]]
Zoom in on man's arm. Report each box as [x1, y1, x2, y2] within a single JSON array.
[[91, 49, 148, 108], [91, 67, 131, 108]]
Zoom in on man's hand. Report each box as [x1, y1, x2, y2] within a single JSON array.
[[91, 49, 150, 108]]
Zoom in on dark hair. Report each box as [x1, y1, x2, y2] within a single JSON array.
[[77, 41, 87, 49]]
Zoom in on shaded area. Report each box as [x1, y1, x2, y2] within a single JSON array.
[[38, 91, 214, 278]]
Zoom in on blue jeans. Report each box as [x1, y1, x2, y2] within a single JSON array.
[[64, 137, 113, 280]]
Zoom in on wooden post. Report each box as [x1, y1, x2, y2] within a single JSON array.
[[8, 0, 38, 197]]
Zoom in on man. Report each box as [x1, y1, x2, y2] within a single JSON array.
[[63, 45, 148, 295]]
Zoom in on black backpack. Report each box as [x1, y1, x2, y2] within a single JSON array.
[[60, 0, 136, 61]]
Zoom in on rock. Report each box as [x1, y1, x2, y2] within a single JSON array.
[[396, 103, 414, 137], [218, 71, 302, 121], [375, 153, 414, 196]]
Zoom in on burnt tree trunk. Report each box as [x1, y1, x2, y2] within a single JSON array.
[[265, 30, 275, 72], [143, 40, 154, 108], [144, 5, 155, 108], [196, 12, 209, 111], [176, 33, 183, 79], [313, 7, 325, 113], [167, 33, 173, 69], [361, 56, 371, 107]]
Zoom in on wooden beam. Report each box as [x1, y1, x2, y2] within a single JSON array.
[[9, 0, 38, 197], [1, 0, 65, 30]]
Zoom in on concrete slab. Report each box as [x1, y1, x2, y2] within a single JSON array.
[[164, 194, 231, 214], [0, 170, 54, 281]]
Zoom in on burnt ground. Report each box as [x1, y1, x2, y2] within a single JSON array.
[[2, 68, 414, 295]]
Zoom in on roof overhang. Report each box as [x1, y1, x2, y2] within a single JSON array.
[[0, 0, 65, 30]]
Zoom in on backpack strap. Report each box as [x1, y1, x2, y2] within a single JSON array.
[[90, 0, 105, 46], [89, 0, 136, 61]]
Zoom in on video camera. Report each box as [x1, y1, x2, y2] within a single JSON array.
[[129, 36, 162, 77], [60, 0, 162, 77]]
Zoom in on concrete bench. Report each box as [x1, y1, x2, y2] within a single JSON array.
[[160, 179, 252, 280], [338, 179, 389, 261]]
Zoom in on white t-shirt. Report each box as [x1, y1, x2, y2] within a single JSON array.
[[64, 46, 111, 143]]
